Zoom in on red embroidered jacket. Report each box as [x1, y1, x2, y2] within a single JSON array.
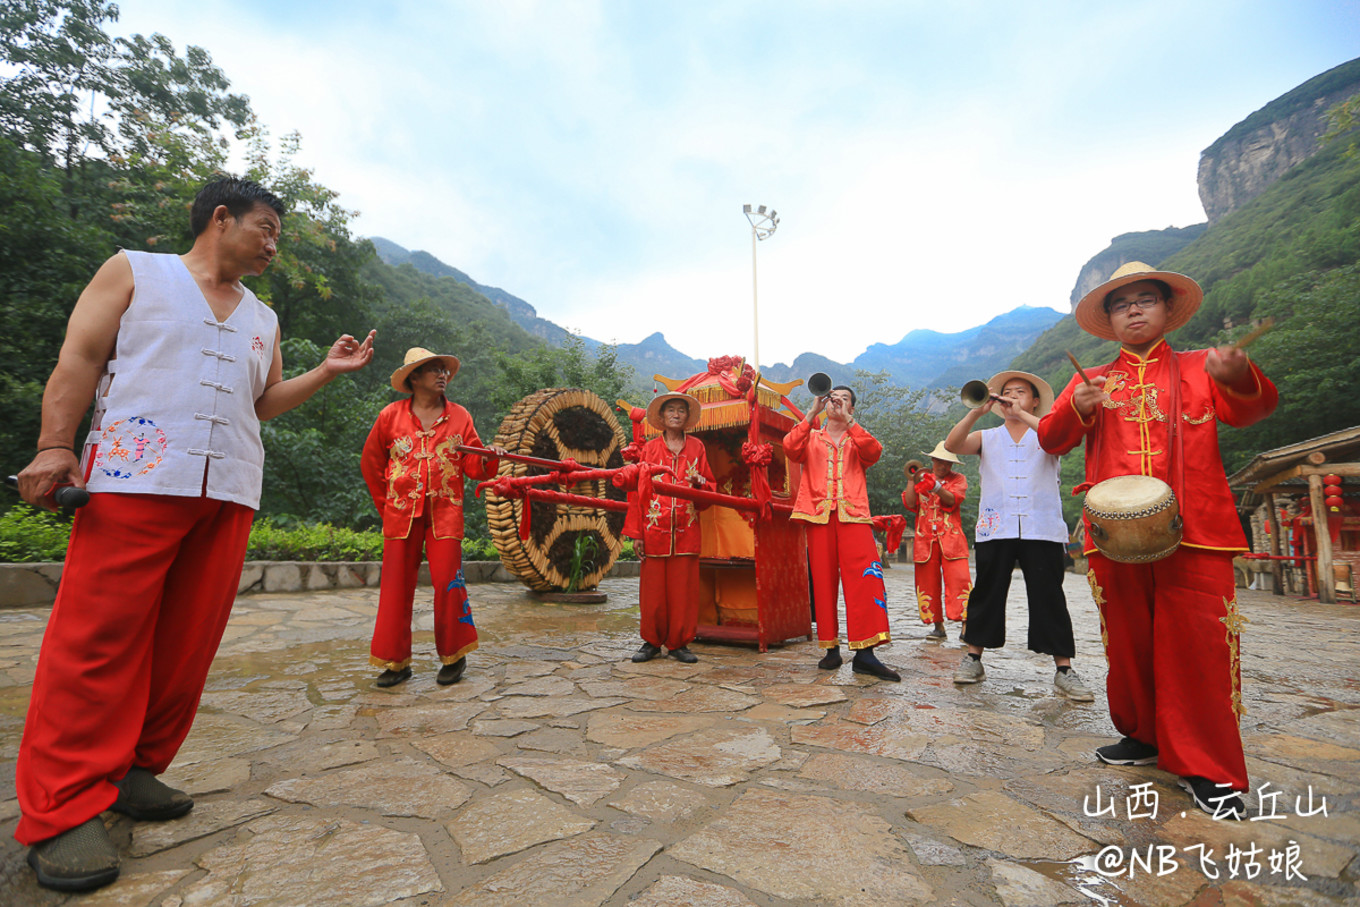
[[623, 435, 716, 557], [1037, 340, 1277, 554], [361, 399, 499, 540], [784, 419, 882, 524], [904, 471, 969, 561]]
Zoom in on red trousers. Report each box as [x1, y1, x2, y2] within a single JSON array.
[[1088, 547, 1248, 789], [638, 554, 699, 650], [806, 513, 891, 649], [16, 492, 253, 845], [914, 546, 971, 623], [371, 514, 478, 670]]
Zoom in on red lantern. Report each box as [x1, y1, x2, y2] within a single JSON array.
[[1325, 495, 1345, 512], [1324, 474, 1342, 485]]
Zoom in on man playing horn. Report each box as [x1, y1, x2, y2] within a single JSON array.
[[901, 443, 970, 640], [1037, 262, 1278, 820], [624, 392, 715, 664], [945, 372, 1093, 702], [784, 385, 900, 681], [361, 348, 504, 688]]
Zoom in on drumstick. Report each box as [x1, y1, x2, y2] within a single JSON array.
[[1066, 351, 1093, 386], [1231, 317, 1274, 351]]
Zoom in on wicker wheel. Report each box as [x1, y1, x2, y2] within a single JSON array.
[[486, 387, 628, 592]]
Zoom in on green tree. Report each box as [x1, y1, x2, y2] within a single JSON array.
[[850, 371, 968, 530]]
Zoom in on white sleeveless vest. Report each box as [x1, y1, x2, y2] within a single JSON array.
[[974, 425, 1068, 544], [83, 251, 278, 509]]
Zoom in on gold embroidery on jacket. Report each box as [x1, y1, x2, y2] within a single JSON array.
[[1086, 570, 1110, 662], [1220, 595, 1250, 718]]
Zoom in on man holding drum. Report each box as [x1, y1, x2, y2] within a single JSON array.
[[1038, 262, 1277, 820]]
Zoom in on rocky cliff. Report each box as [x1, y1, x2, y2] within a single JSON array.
[[1198, 57, 1360, 224], [1067, 224, 1207, 310]]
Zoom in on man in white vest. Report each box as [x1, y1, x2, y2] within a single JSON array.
[[13, 177, 375, 892], [943, 371, 1094, 701]]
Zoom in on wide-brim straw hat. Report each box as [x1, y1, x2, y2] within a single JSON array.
[[920, 441, 962, 465], [1075, 261, 1203, 342], [988, 370, 1055, 418], [645, 392, 701, 430], [390, 347, 461, 392]]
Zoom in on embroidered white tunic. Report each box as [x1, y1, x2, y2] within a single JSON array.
[[974, 425, 1067, 544], [83, 251, 278, 509]]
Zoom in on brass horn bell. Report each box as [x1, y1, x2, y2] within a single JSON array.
[[903, 459, 924, 479], [960, 379, 992, 409], [806, 372, 832, 397]]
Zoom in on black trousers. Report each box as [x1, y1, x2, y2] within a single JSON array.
[[962, 538, 1075, 657]]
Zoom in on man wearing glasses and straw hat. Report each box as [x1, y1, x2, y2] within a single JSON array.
[[1038, 262, 1278, 820], [901, 442, 970, 642], [361, 348, 504, 688], [945, 370, 1093, 702], [624, 392, 715, 664]]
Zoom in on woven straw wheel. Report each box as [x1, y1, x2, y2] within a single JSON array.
[[486, 387, 628, 592]]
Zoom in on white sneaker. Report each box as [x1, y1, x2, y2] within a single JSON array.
[[953, 655, 985, 684], [1054, 669, 1094, 702]]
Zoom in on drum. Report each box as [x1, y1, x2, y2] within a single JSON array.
[[1083, 475, 1183, 564]]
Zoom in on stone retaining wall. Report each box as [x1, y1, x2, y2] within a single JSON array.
[[0, 560, 642, 610]]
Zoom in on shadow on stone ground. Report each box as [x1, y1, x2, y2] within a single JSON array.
[[0, 566, 1356, 905]]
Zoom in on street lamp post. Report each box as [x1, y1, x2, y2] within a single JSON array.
[[743, 204, 779, 370]]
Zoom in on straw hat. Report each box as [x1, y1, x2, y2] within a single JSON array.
[[390, 347, 461, 392], [645, 392, 701, 430], [1075, 261, 1203, 342], [920, 441, 962, 465], [988, 370, 1055, 417]]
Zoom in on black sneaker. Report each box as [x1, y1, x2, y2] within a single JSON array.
[[631, 642, 661, 663], [1179, 776, 1246, 820], [1095, 736, 1159, 766], [27, 817, 120, 892], [668, 646, 698, 664], [112, 767, 193, 821], [817, 649, 843, 670]]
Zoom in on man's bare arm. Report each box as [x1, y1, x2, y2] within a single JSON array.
[[16, 254, 133, 507], [255, 330, 376, 421]]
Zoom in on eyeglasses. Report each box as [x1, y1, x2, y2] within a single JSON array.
[[1108, 294, 1164, 317]]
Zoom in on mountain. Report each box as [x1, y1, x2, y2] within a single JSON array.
[[614, 332, 706, 381], [851, 306, 1063, 389], [370, 237, 592, 348], [1198, 56, 1360, 223], [369, 236, 1057, 392], [1067, 224, 1208, 310]]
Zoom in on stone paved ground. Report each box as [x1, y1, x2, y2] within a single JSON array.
[[0, 564, 1356, 906]]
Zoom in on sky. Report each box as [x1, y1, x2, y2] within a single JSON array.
[[112, 0, 1360, 367]]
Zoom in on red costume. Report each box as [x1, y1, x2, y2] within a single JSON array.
[[1038, 340, 1277, 789], [905, 471, 971, 624], [361, 398, 498, 670], [784, 419, 890, 649], [624, 435, 716, 651]]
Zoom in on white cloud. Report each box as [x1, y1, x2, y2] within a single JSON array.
[[108, 0, 1357, 365]]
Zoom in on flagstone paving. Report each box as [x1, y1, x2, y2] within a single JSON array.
[[0, 565, 1357, 905]]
